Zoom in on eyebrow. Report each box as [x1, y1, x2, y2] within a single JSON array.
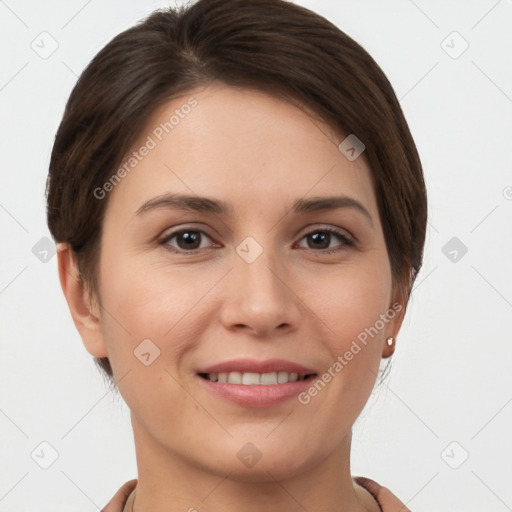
[[135, 193, 373, 225]]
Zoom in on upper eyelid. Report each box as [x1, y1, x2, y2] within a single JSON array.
[[159, 225, 216, 243], [297, 224, 354, 241]]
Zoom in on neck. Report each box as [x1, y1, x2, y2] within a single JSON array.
[[129, 414, 374, 512]]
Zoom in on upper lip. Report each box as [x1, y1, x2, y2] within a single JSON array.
[[196, 358, 317, 375]]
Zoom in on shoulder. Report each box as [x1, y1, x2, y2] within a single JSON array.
[[102, 477, 408, 512], [353, 476, 411, 512], [101, 479, 137, 512]]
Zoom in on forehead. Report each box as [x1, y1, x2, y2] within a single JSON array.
[[104, 83, 377, 220]]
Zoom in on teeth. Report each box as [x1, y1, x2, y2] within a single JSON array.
[[204, 371, 309, 385], [260, 372, 278, 385], [242, 372, 260, 385], [228, 371, 242, 384]]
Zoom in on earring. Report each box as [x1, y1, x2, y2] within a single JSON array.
[[383, 336, 396, 359]]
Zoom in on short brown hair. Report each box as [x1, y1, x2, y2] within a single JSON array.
[[46, 0, 427, 383]]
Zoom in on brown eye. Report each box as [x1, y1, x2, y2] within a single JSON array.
[[297, 228, 354, 252], [161, 229, 215, 252]]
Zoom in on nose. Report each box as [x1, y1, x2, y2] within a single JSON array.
[[219, 242, 302, 338]]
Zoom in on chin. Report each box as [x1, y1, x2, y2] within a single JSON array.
[[197, 438, 322, 483]]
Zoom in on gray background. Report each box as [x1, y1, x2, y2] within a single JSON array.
[[1, 0, 511, 510]]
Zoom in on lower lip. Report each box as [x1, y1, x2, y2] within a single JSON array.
[[197, 375, 316, 408]]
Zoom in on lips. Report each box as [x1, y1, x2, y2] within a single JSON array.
[[195, 358, 318, 407]]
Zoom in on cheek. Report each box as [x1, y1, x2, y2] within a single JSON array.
[[96, 260, 205, 427], [299, 254, 393, 406], [307, 254, 393, 346], [96, 251, 214, 370]]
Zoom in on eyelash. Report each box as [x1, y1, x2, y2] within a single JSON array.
[[159, 226, 355, 255]]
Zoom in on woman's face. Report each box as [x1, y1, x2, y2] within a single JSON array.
[[84, 83, 403, 479]]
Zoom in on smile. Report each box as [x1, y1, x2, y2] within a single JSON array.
[[198, 371, 316, 385]]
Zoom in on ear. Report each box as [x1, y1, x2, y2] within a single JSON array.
[[381, 275, 410, 359], [57, 243, 108, 358]]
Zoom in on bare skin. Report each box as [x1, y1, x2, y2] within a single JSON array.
[[59, 83, 406, 512]]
